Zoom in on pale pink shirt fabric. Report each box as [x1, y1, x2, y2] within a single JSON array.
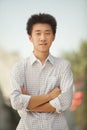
[[10, 52, 73, 130]]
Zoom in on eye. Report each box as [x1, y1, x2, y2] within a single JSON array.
[[36, 33, 41, 35], [45, 32, 51, 35]]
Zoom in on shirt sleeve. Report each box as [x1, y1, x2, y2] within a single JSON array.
[[50, 61, 74, 113], [10, 61, 31, 111]]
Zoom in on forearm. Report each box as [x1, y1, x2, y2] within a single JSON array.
[[27, 94, 51, 110], [31, 102, 56, 113], [21, 86, 61, 110], [27, 87, 61, 110]]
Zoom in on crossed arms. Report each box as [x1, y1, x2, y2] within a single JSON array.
[[21, 87, 61, 112], [10, 62, 73, 113]]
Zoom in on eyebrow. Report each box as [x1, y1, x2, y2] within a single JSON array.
[[34, 29, 52, 32]]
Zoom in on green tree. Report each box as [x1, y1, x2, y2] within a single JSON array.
[[63, 41, 87, 130], [0, 87, 20, 130]]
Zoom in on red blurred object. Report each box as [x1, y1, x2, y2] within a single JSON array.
[[74, 91, 83, 100], [70, 91, 84, 111]]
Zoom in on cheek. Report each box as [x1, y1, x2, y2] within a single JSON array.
[[49, 38, 54, 44], [33, 36, 39, 42], [30, 38, 37, 44]]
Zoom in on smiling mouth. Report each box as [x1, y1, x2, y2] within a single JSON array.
[[39, 43, 47, 45]]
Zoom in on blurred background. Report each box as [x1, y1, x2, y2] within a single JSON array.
[[0, 0, 87, 130]]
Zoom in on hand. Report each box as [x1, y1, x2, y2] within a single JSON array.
[[21, 86, 29, 95], [49, 87, 61, 100]]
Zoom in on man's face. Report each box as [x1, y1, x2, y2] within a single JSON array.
[[29, 23, 55, 53]]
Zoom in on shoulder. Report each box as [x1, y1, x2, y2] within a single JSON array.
[[11, 59, 24, 71], [52, 57, 73, 77], [11, 57, 29, 74], [52, 56, 72, 73], [53, 56, 71, 67]]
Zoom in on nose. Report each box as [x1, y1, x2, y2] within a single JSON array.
[[40, 34, 46, 41]]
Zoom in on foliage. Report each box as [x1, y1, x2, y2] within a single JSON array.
[[63, 41, 87, 81], [63, 41, 87, 130], [0, 88, 20, 130]]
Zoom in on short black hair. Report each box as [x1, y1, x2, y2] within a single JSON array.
[[26, 13, 57, 35]]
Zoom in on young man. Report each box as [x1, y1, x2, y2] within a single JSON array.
[[10, 13, 73, 130]]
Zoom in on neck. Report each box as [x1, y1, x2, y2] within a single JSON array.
[[33, 51, 49, 64]]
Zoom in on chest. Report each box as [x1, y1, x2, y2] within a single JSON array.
[[24, 63, 61, 95]]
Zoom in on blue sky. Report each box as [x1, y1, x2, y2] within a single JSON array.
[[0, 0, 87, 57]]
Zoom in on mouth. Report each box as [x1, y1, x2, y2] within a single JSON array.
[[39, 43, 47, 46]]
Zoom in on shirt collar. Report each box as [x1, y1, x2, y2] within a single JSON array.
[[30, 52, 54, 65], [46, 54, 54, 65], [30, 52, 37, 65]]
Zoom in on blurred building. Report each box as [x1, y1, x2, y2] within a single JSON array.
[[0, 49, 20, 98]]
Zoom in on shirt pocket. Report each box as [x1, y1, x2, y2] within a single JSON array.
[[45, 75, 60, 93]]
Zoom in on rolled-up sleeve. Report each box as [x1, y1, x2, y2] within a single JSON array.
[[50, 62, 73, 113], [10, 61, 31, 111]]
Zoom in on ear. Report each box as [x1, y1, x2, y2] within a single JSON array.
[[29, 35, 32, 41]]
